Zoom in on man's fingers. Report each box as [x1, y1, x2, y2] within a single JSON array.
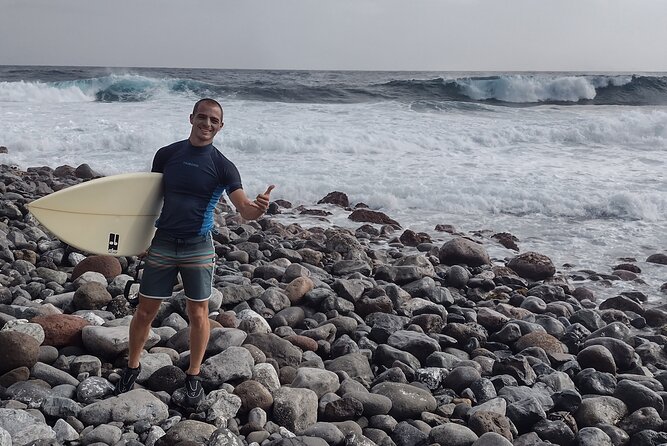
[[264, 185, 276, 195]]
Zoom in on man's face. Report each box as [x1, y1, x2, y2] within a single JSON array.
[[189, 102, 224, 146]]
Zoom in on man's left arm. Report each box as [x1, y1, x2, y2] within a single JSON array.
[[228, 185, 275, 221]]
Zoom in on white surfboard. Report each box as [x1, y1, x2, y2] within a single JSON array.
[[28, 173, 163, 256]]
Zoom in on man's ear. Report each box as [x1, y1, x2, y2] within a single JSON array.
[[189, 114, 194, 124]]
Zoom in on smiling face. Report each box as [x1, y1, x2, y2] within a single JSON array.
[[189, 101, 224, 147]]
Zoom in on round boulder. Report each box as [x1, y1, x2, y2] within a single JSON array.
[[71, 255, 122, 280], [72, 282, 112, 310], [507, 252, 556, 281], [0, 331, 40, 375], [439, 237, 490, 267]]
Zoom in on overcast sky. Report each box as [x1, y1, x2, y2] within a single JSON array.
[[1, 0, 666, 71]]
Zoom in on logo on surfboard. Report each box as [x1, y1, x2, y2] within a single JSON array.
[[108, 233, 119, 253]]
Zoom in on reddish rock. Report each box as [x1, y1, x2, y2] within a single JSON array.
[[399, 229, 431, 247], [318, 191, 349, 208], [0, 366, 30, 387], [0, 331, 40, 374], [233, 380, 274, 414], [215, 311, 238, 328], [348, 209, 400, 228], [515, 332, 566, 355], [32, 314, 91, 347], [284, 277, 314, 304], [492, 232, 520, 251], [439, 237, 490, 267], [72, 255, 122, 280], [285, 335, 318, 352], [507, 252, 556, 281]]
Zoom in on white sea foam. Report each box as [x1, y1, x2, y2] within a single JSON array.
[[457, 75, 633, 103], [1, 93, 665, 294]]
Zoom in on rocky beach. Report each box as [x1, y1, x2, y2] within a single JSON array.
[[1, 161, 667, 446]]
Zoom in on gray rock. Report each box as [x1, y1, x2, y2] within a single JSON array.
[[41, 395, 81, 418], [443, 366, 482, 394], [303, 422, 345, 446], [208, 427, 244, 446], [81, 325, 160, 359], [371, 382, 436, 420], [78, 389, 169, 426], [1, 320, 45, 344], [387, 329, 441, 362], [472, 432, 513, 446], [252, 362, 281, 392], [244, 333, 303, 367], [273, 387, 319, 435], [200, 346, 254, 386], [0, 408, 56, 446], [70, 355, 102, 377], [158, 420, 216, 444], [201, 389, 242, 424], [53, 418, 80, 443], [31, 361, 80, 386], [81, 424, 123, 445], [291, 367, 340, 398], [325, 352, 374, 387], [574, 396, 627, 427], [576, 427, 613, 446], [430, 423, 479, 446], [617, 407, 663, 436], [506, 397, 546, 433], [77, 376, 114, 403], [35, 267, 68, 285]]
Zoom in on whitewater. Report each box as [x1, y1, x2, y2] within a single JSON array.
[[1, 66, 665, 299]]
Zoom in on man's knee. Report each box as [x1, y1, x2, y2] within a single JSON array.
[[187, 301, 210, 326]]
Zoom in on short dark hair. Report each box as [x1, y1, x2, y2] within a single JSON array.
[[192, 98, 223, 116]]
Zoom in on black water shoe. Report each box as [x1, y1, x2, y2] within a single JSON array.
[[114, 364, 141, 395], [184, 373, 205, 407]]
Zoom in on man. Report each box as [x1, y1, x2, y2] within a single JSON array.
[[114, 98, 274, 406]]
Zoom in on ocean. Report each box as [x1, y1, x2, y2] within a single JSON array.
[[1, 66, 665, 300]]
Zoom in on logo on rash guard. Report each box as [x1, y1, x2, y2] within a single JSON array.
[[183, 161, 199, 167]]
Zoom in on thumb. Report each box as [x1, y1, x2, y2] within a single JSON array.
[[264, 185, 276, 195]]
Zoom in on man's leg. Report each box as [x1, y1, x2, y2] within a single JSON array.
[[128, 295, 163, 368], [185, 299, 210, 375]]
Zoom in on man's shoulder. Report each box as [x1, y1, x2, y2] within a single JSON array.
[[210, 146, 236, 166], [159, 139, 189, 153]]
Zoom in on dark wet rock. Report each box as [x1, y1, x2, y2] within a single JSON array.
[[577, 345, 617, 374], [439, 237, 490, 267], [599, 295, 645, 315], [492, 355, 536, 386], [646, 253, 667, 264], [325, 352, 374, 387], [618, 407, 663, 436], [386, 330, 441, 362], [575, 368, 617, 395], [349, 209, 400, 227], [145, 365, 186, 394], [507, 252, 555, 281], [443, 366, 482, 394], [613, 379, 664, 414], [533, 419, 575, 446], [506, 397, 546, 434], [583, 337, 635, 370]]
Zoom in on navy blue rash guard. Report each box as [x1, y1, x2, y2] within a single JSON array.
[[151, 139, 242, 238]]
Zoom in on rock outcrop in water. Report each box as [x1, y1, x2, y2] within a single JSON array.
[[1, 163, 666, 446]]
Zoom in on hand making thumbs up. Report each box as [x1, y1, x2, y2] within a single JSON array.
[[253, 185, 275, 211]]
